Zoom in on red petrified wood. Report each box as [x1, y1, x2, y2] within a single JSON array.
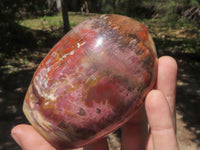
[[23, 14, 158, 149]]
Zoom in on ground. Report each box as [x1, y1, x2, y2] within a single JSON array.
[[0, 13, 199, 149]]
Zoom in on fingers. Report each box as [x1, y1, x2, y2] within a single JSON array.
[[11, 124, 55, 150], [157, 56, 177, 116], [121, 105, 148, 150], [145, 90, 179, 150], [83, 138, 108, 150], [146, 56, 178, 150]]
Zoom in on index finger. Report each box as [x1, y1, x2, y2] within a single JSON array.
[[156, 56, 178, 115], [146, 56, 178, 150]]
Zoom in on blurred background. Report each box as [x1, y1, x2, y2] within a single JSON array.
[[0, 0, 199, 149]]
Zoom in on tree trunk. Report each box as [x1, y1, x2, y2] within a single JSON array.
[[56, 0, 62, 11], [61, 0, 70, 33]]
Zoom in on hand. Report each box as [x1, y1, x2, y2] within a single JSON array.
[[11, 56, 179, 150]]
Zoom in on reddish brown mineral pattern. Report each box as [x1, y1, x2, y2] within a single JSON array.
[[23, 14, 157, 149]]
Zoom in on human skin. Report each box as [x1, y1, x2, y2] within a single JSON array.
[[11, 56, 179, 150]]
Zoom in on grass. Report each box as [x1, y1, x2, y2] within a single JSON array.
[[18, 12, 199, 37], [19, 14, 63, 30], [140, 17, 200, 55], [18, 12, 95, 31]]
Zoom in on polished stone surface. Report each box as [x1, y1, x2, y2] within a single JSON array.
[[23, 14, 157, 149]]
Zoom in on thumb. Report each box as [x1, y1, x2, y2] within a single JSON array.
[[11, 124, 55, 150]]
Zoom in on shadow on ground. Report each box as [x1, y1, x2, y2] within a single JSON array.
[[176, 59, 200, 146], [0, 69, 33, 150], [0, 21, 64, 149]]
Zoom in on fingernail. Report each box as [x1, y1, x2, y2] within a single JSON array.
[[11, 127, 22, 147]]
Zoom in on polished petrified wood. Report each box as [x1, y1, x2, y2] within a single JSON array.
[[23, 14, 157, 149]]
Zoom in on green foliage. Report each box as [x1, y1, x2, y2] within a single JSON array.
[[101, 4, 115, 13], [142, 0, 200, 26], [0, 0, 58, 22], [190, 0, 199, 6]]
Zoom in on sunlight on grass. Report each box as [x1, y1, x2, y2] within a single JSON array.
[[19, 13, 94, 31], [19, 14, 63, 30]]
